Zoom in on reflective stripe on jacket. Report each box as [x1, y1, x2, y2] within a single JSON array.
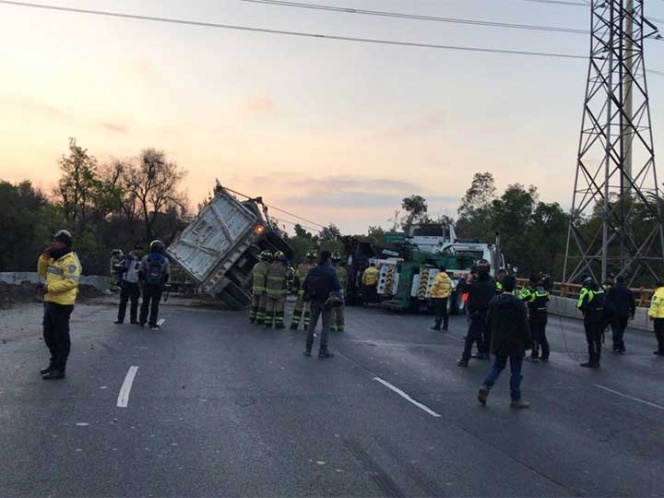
[[648, 287, 664, 319], [251, 261, 269, 293], [265, 262, 287, 297], [38, 251, 82, 305]]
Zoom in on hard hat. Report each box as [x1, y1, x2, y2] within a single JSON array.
[[274, 251, 286, 261], [262, 250, 274, 261], [306, 250, 317, 261], [111, 249, 123, 256], [52, 229, 72, 246], [331, 251, 342, 262], [150, 240, 165, 252]]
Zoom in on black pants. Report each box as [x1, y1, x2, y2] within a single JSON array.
[[610, 316, 629, 352], [529, 312, 549, 359], [43, 302, 74, 372], [432, 298, 449, 330], [140, 284, 163, 327], [118, 282, 140, 323], [364, 285, 378, 305], [462, 311, 488, 360], [584, 321, 603, 364], [654, 319, 664, 353]]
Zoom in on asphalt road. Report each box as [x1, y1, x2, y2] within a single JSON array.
[[1, 298, 663, 497]]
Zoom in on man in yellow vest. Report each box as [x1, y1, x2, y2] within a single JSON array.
[[429, 267, 453, 331], [37, 229, 82, 380], [290, 250, 316, 330], [331, 251, 348, 332], [648, 281, 664, 355], [362, 262, 380, 305], [264, 251, 288, 329]]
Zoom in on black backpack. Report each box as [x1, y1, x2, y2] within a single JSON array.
[[306, 269, 332, 302], [146, 253, 166, 285]]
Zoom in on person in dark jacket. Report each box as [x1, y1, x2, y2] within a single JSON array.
[[302, 250, 341, 359], [605, 275, 636, 353], [458, 260, 496, 366], [577, 277, 605, 368], [477, 276, 531, 409]]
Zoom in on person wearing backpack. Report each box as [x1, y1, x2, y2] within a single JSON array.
[[302, 250, 341, 359], [139, 240, 170, 330]]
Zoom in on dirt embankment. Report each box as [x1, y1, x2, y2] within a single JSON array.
[[0, 282, 105, 309]]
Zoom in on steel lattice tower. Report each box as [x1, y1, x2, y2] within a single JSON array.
[[564, 0, 663, 285]]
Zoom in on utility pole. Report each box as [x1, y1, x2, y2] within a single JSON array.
[[564, 0, 663, 286]]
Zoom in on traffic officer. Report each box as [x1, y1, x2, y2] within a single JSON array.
[[429, 266, 453, 331], [495, 268, 508, 294], [264, 251, 288, 329], [519, 273, 550, 361], [138, 240, 170, 330], [648, 281, 664, 355], [109, 249, 123, 292], [290, 250, 316, 330], [330, 251, 348, 332], [249, 250, 271, 324], [115, 244, 143, 325], [577, 277, 605, 368], [361, 262, 380, 305], [37, 229, 82, 380]]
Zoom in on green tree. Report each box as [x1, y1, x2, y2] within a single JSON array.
[[456, 172, 496, 240], [400, 195, 430, 230]]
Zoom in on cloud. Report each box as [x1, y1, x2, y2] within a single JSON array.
[[244, 97, 275, 115], [100, 122, 128, 133]]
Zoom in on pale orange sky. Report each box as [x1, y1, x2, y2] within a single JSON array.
[[1, 0, 663, 234]]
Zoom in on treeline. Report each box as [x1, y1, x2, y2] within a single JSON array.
[[0, 139, 189, 275]]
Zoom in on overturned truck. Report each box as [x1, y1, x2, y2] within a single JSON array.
[[166, 187, 293, 310]]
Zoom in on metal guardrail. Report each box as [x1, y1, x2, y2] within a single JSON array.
[[515, 278, 655, 308]]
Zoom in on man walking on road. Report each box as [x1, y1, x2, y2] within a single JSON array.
[[303, 250, 340, 359], [37, 229, 82, 380], [457, 260, 495, 366], [115, 244, 143, 325], [605, 275, 636, 354], [477, 276, 531, 409], [648, 281, 664, 356], [139, 240, 170, 330]]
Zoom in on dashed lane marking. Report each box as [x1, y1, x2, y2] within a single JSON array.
[[373, 377, 441, 418], [594, 384, 664, 411], [117, 366, 139, 408]]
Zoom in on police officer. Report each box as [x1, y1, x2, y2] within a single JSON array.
[[109, 249, 123, 292], [330, 251, 348, 332], [264, 251, 288, 329], [290, 250, 316, 330], [115, 244, 143, 325], [458, 260, 496, 366], [249, 250, 271, 324], [648, 281, 664, 355], [577, 277, 605, 368], [37, 229, 82, 380], [139, 240, 170, 330], [519, 273, 550, 361], [495, 268, 508, 294], [361, 262, 380, 305]]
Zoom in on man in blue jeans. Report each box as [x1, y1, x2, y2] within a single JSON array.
[[477, 275, 531, 409]]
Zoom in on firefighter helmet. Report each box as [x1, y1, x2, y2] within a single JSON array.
[[261, 250, 274, 261], [111, 249, 123, 256], [274, 251, 286, 261], [150, 240, 165, 252], [331, 251, 342, 262], [305, 250, 317, 261]]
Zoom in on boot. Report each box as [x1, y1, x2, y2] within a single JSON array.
[[510, 399, 530, 409], [40, 365, 54, 375], [303, 344, 312, 357], [42, 369, 66, 380], [318, 349, 334, 359], [457, 359, 469, 368], [477, 385, 490, 405], [580, 361, 600, 368], [429, 326, 441, 331]]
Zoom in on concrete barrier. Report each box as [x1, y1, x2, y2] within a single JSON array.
[[548, 295, 651, 332], [0, 272, 110, 292]]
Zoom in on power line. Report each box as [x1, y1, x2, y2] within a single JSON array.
[[523, 0, 587, 6], [0, 0, 586, 59], [650, 68, 664, 77], [241, 0, 588, 35]]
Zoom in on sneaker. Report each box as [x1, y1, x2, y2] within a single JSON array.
[[42, 369, 65, 380], [580, 361, 600, 368], [477, 385, 490, 405], [302, 349, 312, 357], [150, 325, 160, 331], [114, 320, 123, 325], [457, 359, 469, 368], [429, 326, 441, 331], [318, 350, 334, 359], [510, 399, 530, 409], [442, 327, 449, 331], [40, 365, 54, 375]]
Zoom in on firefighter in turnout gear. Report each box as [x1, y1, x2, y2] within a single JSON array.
[[250, 250, 271, 324], [577, 277, 605, 368], [290, 250, 316, 330], [330, 251, 348, 332], [519, 274, 550, 361], [264, 251, 288, 329], [37, 229, 82, 380]]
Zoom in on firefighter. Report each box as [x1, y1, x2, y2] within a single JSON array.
[[37, 229, 82, 380], [290, 250, 316, 330], [361, 262, 380, 305], [115, 244, 144, 325], [577, 277, 605, 368], [429, 266, 453, 331], [264, 251, 288, 329], [648, 281, 664, 355], [330, 251, 348, 332], [109, 249, 123, 292], [249, 250, 271, 324], [519, 273, 550, 361]]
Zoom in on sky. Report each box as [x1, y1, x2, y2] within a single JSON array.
[[1, 0, 663, 235]]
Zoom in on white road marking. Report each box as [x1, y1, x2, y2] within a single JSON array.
[[157, 318, 165, 327], [373, 377, 442, 418], [594, 384, 664, 411], [117, 366, 139, 408]]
